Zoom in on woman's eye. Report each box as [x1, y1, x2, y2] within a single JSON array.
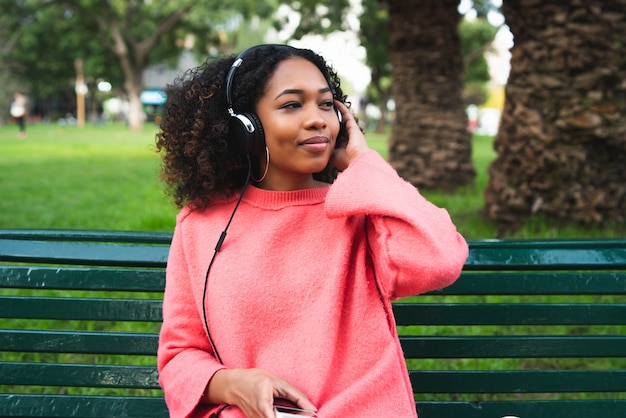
[[320, 101, 334, 109], [282, 102, 301, 109]]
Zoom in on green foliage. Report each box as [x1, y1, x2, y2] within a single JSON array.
[[359, 0, 390, 69], [459, 18, 498, 83], [359, 0, 392, 113], [277, 0, 352, 39], [459, 17, 499, 106], [0, 0, 277, 118], [0, 1, 120, 98]]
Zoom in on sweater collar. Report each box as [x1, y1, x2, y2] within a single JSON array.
[[242, 184, 329, 209]]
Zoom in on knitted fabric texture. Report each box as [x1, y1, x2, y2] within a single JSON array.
[[158, 150, 468, 418]]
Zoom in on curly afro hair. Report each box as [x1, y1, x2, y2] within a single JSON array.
[[155, 44, 348, 211]]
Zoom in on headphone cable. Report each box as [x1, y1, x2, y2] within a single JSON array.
[[201, 154, 253, 364]]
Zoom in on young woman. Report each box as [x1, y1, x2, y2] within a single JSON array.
[[156, 44, 468, 418]]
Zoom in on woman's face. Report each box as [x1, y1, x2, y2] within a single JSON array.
[[255, 56, 340, 190]]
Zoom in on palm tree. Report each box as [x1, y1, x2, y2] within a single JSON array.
[[385, 0, 475, 190], [484, 0, 626, 225]]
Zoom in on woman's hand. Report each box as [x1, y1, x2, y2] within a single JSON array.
[[205, 368, 317, 418], [331, 100, 370, 172]]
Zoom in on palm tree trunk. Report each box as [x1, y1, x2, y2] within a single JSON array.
[[386, 0, 475, 190], [485, 0, 626, 226]]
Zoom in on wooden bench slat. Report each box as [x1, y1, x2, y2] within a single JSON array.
[[410, 370, 626, 393], [400, 335, 626, 358], [0, 297, 163, 322], [0, 266, 165, 291], [0, 394, 168, 418], [0, 239, 168, 267], [0, 363, 160, 388], [435, 271, 626, 295], [0, 329, 157, 355], [469, 239, 626, 250], [415, 400, 626, 418], [394, 303, 626, 325], [465, 239, 626, 270], [0, 229, 172, 244]]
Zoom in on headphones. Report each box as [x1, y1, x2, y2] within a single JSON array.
[[225, 44, 344, 156]]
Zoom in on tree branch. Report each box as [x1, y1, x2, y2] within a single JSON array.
[[59, 0, 116, 51], [122, 1, 139, 48], [134, 6, 192, 63], [463, 42, 494, 68]]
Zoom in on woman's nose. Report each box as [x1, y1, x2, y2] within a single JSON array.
[[303, 105, 327, 129]]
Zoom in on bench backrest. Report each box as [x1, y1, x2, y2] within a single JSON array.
[[404, 239, 626, 418], [0, 230, 170, 417], [1, 230, 626, 417]]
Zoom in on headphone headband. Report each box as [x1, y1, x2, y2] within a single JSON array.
[[226, 44, 297, 113], [225, 57, 243, 111], [224, 44, 342, 155]]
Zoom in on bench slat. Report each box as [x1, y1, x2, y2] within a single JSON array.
[[0, 239, 168, 267], [4, 331, 625, 358], [394, 303, 626, 325], [410, 370, 626, 393], [0, 363, 160, 389], [0, 394, 168, 418], [415, 400, 626, 418], [465, 239, 626, 270], [0, 329, 157, 355], [436, 271, 626, 295], [1, 396, 624, 418], [0, 297, 163, 322], [400, 335, 626, 358], [0, 229, 172, 244], [0, 266, 165, 291]]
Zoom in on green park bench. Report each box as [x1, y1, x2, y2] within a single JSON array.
[[1, 229, 625, 417]]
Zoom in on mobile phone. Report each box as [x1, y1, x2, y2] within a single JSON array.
[[274, 405, 318, 417]]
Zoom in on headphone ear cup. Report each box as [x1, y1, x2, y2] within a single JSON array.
[[335, 107, 347, 148], [229, 112, 265, 155]]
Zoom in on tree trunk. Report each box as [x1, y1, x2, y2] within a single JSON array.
[[125, 76, 145, 130], [87, 3, 190, 130], [114, 49, 145, 130], [485, 0, 626, 225], [386, 0, 475, 190], [107, 14, 146, 131]]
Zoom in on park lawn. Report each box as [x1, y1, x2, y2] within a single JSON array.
[[0, 122, 178, 232], [2, 121, 623, 239]]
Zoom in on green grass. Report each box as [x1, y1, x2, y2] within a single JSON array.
[[1, 122, 625, 238], [0, 122, 177, 232]]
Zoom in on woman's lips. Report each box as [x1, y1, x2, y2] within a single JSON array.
[[299, 136, 330, 152]]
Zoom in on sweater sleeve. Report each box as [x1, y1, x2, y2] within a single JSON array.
[[325, 150, 468, 298], [157, 221, 226, 418]]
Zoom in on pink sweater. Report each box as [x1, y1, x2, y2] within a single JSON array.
[[157, 150, 468, 418]]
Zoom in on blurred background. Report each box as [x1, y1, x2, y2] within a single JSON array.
[[0, 0, 624, 238]]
